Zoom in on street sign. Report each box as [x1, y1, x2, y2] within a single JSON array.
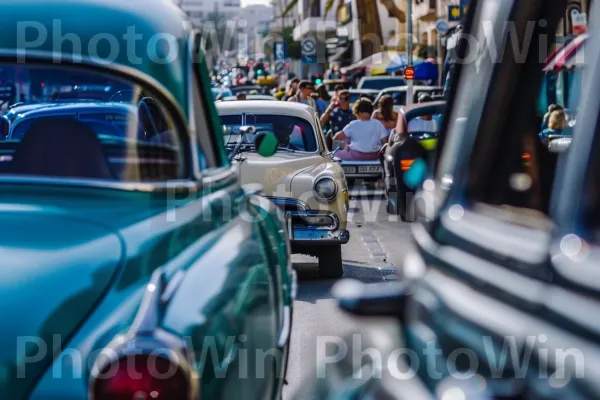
[[301, 38, 317, 64], [275, 61, 285, 74], [274, 41, 287, 61], [404, 66, 415, 80], [572, 11, 588, 35], [448, 5, 461, 22], [435, 19, 449, 34]]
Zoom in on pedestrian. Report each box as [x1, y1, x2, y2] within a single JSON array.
[[320, 90, 356, 147], [372, 95, 398, 137], [539, 109, 567, 143], [281, 78, 300, 101], [331, 84, 345, 102], [287, 80, 317, 110], [332, 97, 389, 161], [542, 104, 564, 130], [314, 84, 331, 116], [236, 92, 247, 101]]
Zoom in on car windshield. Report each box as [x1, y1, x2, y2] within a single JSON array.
[[407, 110, 444, 136], [220, 114, 318, 152], [0, 65, 186, 182], [360, 78, 406, 90]]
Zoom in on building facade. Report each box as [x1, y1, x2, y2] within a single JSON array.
[[179, 0, 242, 26]]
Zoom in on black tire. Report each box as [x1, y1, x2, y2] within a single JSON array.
[[317, 246, 343, 279], [397, 190, 408, 221]]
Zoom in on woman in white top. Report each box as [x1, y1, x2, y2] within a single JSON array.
[[333, 98, 389, 160]]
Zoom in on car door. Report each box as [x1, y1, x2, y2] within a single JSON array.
[[403, 0, 570, 396]]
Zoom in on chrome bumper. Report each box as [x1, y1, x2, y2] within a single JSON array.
[[285, 211, 350, 244]]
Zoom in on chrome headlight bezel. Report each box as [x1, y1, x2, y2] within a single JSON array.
[[313, 177, 338, 202]]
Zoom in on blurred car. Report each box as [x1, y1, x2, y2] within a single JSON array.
[[373, 85, 444, 109], [356, 75, 406, 90], [0, 1, 296, 399], [230, 85, 262, 95], [217, 100, 350, 278], [211, 86, 233, 100], [382, 101, 445, 218]]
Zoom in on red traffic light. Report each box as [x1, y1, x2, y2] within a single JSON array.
[[404, 67, 415, 80]]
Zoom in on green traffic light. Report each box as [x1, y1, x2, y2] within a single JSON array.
[[257, 70, 263, 75], [315, 79, 322, 84]]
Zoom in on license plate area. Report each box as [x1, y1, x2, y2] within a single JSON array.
[[343, 166, 356, 174], [358, 166, 382, 173]]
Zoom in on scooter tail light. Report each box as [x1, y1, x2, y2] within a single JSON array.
[[400, 159, 415, 171]]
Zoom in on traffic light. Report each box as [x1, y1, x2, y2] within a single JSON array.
[[257, 69, 263, 76], [312, 74, 323, 85]]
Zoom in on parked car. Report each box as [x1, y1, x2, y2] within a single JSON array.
[[0, 1, 296, 399], [217, 100, 350, 278], [356, 76, 406, 90]]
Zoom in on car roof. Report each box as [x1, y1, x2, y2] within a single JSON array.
[[221, 95, 276, 101], [0, 0, 191, 108], [216, 100, 316, 119], [13, 102, 137, 120]]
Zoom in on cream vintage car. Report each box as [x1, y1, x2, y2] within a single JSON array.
[[217, 101, 349, 278]]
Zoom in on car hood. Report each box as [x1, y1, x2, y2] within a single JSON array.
[[234, 152, 326, 196], [0, 209, 122, 399]]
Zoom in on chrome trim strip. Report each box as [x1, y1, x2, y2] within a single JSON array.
[[289, 210, 340, 230], [161, 270, 186, 303], [277, 305, 292, 348], [291, 269, 298, 300]]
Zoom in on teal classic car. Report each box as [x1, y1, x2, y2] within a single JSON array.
[[0, 0, 295, 399]]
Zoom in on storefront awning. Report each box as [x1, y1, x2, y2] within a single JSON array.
[[544, 33, 588, 72]]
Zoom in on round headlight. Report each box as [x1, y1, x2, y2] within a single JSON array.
[[314, 177, 338, 202]]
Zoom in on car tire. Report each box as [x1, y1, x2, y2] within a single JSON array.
[[318, 246, 344, 279]]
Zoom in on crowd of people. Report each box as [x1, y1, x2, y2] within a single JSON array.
[[231, 78, 439, 162]]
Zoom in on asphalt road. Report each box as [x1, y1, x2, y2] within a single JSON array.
[[283, 185, 416, 399]]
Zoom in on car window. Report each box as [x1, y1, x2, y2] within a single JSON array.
[[0, 64, 188, 182], [220, 114, 318, 152], [360, 78, 406, 90]]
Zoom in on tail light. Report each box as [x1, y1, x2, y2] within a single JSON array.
[[91, 353, 189, 400], [400, 159, 414, 171], [89, 270, 198, 400]]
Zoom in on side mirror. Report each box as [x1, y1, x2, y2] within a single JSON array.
[[332, 279, 408, 319], [255, 131, 278, 157]]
